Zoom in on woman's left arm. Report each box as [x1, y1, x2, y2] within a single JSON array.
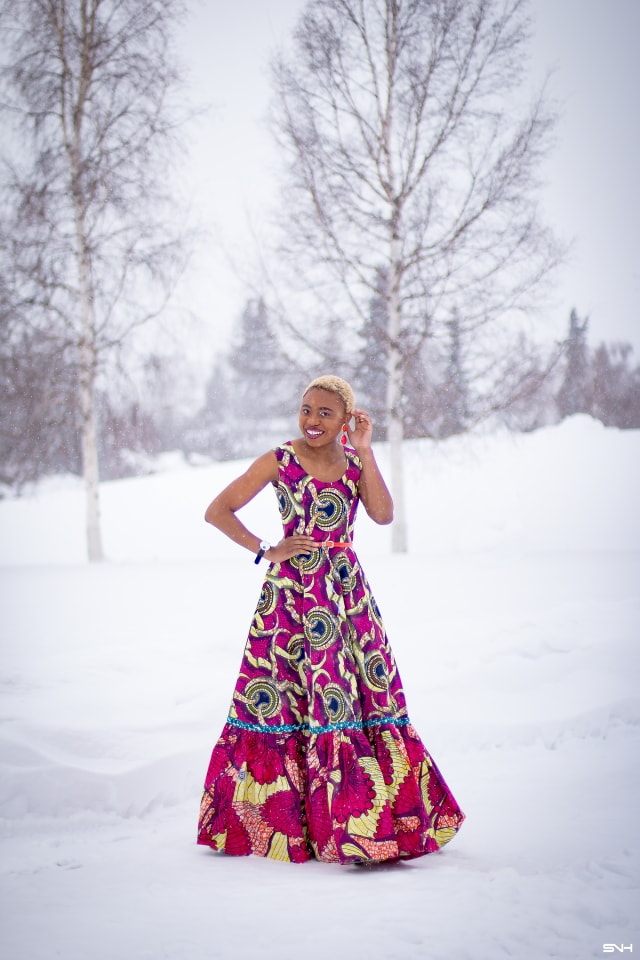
[[348, 409, 394, 525]]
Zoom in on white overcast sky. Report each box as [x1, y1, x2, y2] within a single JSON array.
[[176, 0, 640, 359]]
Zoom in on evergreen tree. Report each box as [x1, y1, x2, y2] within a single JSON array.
[[591, 341, 640, 428], [201, 298, 300, 459], [557, 309, 591, 418], [187, 359, 235, 460], [439, 316, 470, 437], [0, 326, 80, 487], [400, 338, 443, 439]]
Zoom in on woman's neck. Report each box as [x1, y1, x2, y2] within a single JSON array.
[[292, 438, 348, 482]]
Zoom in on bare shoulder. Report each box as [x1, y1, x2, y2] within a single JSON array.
[[205, 451, 279, 521], [214, 450, 279, 511], [243, 449, 279, 484]]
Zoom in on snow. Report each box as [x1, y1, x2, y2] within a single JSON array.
[[1, 415, 638, 959]]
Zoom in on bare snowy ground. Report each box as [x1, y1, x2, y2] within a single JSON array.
[[0, 417, 638, 959]]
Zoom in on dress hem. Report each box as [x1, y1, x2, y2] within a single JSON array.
[[197, 721, 465, 865]]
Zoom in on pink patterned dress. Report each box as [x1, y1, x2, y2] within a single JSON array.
[[197, 442, 465, 863]]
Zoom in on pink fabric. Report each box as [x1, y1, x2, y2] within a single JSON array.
[[197, 443, 464, 863]]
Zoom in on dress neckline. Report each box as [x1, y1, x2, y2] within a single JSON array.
[[287, 441, 350, 485]]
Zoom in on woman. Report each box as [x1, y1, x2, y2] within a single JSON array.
[[197, 374, 464, 864]]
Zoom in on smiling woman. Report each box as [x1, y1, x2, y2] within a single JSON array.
[[197, 374, 465, 865]]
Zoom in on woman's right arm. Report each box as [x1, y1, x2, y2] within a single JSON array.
[[204, 451, 316, 563]]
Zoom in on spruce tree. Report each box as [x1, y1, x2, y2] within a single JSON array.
[[440, 316, 470, 436], [557, 310, 591, 418]]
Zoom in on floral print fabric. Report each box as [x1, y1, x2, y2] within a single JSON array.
[[197, 442, 464, 863]]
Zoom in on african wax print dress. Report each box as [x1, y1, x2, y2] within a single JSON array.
[[197, 441, 465, 864]]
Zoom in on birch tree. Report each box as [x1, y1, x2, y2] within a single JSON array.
[[0, 0, 188, 560], [271, 0, 561, 551]]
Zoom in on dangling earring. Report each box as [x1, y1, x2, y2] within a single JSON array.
[[340, 423, 348, 445]]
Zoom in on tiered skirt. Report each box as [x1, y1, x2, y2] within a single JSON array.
[[198, 717, 464, 864]]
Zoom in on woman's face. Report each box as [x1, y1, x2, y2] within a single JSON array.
[[299, 388, 346, 448]]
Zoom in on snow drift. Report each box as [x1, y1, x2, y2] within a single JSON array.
[[0, 415, 638, 960]]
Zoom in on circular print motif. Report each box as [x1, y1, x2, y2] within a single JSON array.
[[244, 678, 281, 719], [368, 593, 385, 632], [311, 489, 349, 532], [322, 683, 350, 723], [304, 606, 338, 650], [365, 652, 389, 691], [289, 548, 324, 576], [276, 482, 297, 525], [256, 580, 277, 617], [287, 632, 306, 668], [333, 552, 357, 592]]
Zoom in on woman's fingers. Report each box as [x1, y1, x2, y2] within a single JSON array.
[[288, 537, 316, 556], [270, 536, 324, 561], [347, 408, 373, 451]]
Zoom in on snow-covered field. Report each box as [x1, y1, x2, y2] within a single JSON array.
[[1, 415, 638, 960]]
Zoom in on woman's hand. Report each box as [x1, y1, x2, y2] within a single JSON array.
[[266, 535, 318, 563], [348, 410, 394, 525], [347, 408, 373, 452]]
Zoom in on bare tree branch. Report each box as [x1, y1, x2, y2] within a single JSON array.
[[0, 0, 191, 559], [268, 0, 563, 551]]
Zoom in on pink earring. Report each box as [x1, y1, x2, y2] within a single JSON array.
[[340, 424, 348, 445]]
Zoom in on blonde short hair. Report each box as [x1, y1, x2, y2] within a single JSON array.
[[303, 375, 355, 416]]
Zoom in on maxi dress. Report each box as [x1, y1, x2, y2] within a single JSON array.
[[197, 441, 465, 864]]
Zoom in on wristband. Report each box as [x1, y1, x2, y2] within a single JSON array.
[[254, 540, 270, 564]]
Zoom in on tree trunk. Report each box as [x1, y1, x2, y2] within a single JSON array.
[[269, 0, 561, 548], [66, 32, 104, 563], [79, 345, 103, 562], [387, 235, 407, 553], [2, 0, 187, 543], [383, 8, 407, 555], [74, 211, 104, 562], [387, 397, 407, 553]]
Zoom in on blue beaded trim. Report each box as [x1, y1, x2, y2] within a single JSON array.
[[363, 716, 410, 730], [225, 715, 411, 735]]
